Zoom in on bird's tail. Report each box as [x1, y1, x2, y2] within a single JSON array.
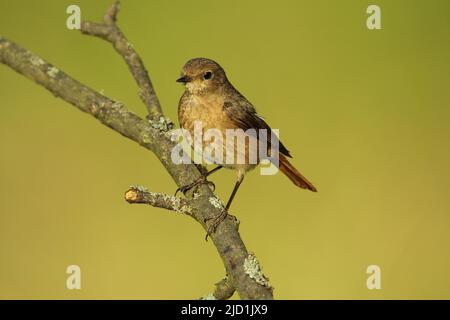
[[278, 154, 317, 192]]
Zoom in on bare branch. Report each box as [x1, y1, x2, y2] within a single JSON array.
[[104, 0, 120, 25], [81, 1, 162, 119], [125, 186, 193, 216]]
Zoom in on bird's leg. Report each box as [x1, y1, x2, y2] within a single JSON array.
[[205, 174, 244, 239], [225, 174, 244, 210], [175, 165, 223, 196]]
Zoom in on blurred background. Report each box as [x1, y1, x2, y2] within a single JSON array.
[[1, 0, 449, 299]]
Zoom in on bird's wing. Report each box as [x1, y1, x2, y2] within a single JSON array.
[[223, 94, 292, 158]]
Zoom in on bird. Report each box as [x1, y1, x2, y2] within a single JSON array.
[[176, 58, 317, 214]]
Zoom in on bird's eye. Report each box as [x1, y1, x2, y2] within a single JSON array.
[[203, 71, 213, 80]]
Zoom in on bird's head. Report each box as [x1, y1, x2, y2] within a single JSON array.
[[177, 58, 227, 95]]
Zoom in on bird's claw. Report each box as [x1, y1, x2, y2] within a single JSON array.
[[204, 209, 229, 241], [175, 176, 215, 196]]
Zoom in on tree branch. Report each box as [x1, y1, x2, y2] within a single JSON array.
[[0, 2, 273, 300], [80, 0, 162, 119], [125, 186, 193, 216]]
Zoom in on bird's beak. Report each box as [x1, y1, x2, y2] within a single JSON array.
[[176, 75, 191, 83]]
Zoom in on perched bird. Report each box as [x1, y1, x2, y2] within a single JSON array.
[[176, 58, 317, 212]]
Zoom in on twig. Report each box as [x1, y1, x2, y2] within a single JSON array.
[[125, 186, 193, 216], [80, 0, 162, 119]]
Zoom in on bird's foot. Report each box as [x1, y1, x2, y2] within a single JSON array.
[[204, 209, 229, 241], [175, 175, 215, 196]]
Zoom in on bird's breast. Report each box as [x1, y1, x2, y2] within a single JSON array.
[[179, 93, 234, 133], [178, 92, 258, 171]]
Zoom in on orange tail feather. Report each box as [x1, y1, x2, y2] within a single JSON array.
[[278, 154, 317, 192]]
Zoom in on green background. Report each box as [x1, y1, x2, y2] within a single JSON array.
[[1, 0, 449, 299]]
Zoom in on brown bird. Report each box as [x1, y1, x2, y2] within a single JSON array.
[[176, 58, 317, 212]]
